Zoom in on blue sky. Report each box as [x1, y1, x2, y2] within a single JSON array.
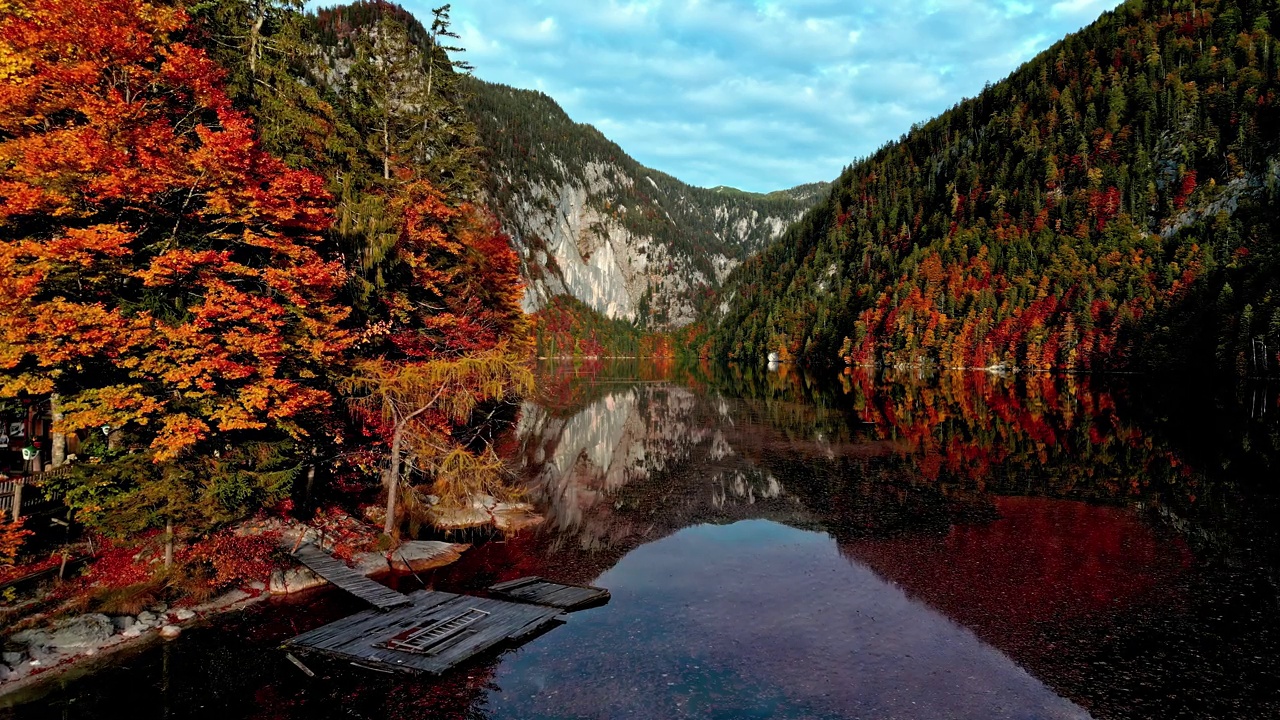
[[402, 0, 1123, 193]]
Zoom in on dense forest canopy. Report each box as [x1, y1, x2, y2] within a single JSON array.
[[0, 0, 530, 568], [714, 0, 1280, 375]]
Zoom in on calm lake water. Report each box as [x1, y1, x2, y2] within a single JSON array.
[[3, 361, 1279, 719]]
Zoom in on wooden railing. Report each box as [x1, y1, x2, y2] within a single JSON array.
[[0, 465, 71, 521]]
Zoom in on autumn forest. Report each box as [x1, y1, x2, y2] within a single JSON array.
[[0, 0, 531, 577], [2, 0, 1280, 690], [715, 0, 1280, 374]]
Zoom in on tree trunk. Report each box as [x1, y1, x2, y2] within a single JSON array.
[[383, 424, 404, 537], [50, 393, 66, 468], [304, 463, 316, 511], [248, 1, 266, 78], [164, 519, 174, 569], [382, 117, 391, 181]]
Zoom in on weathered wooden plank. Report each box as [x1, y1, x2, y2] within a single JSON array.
[[290, 592, 455, 650], [286, 590, 565, 676], [489, 576, 543, 592], [488, 577, 610, 611], [292, 544, 410, 611]]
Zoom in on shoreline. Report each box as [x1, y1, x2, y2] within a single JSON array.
[[0, 532, 471, 705], [0, 583, 273, 707]]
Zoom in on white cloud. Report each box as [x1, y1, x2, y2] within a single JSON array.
[[398, 0, 1124, 192]]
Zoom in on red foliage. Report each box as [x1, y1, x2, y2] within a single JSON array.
[[377, 179, 527, 360], [0, 553, 60, 586], [1174, 170, 1198, 209], [0, 518, 32, 565], [81, 536, 163, 590], [0, 0, 351, 460], [182, 530, 282, 589]]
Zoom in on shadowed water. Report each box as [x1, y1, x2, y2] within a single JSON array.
[[2, 362, 1278, 719]]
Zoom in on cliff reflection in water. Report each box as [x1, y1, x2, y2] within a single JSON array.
[[463, 360, 1279, 719]]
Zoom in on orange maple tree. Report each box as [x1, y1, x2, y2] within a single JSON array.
[[0, 518, 31, 566], [344, 176, 530, 534], [0, 0, 350, 461], [372, 177, 527, 360]]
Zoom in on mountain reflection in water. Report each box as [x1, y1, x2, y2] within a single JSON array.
[[3, 362, 1278, 720]]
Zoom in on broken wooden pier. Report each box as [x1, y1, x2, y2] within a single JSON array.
[[284, 589, 565, 675], [488, 576, 610, 611], [293, 543, 410, 611], [284, 545, 609, 676]]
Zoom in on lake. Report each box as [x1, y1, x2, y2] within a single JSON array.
[[3, 361, 1278, 719]]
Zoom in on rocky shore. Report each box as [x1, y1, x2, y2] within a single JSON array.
[[0, 512, 474, 700], [0, 585, 265, 698]]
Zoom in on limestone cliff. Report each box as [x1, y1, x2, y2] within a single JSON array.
[[464, 79, 827, 328]]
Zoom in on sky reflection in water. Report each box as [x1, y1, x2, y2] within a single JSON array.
[[486, 518, 1094, 720]]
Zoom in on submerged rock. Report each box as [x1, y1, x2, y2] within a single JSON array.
[[491, 502, 544, 533], [388, 541, 470, 573], [429, 504, 492, 530], [429, 495, 544, 532]]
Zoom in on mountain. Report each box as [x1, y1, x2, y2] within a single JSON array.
[[714, 0, 1280, 374], [302, 3, 827, 331], [462, 78, 828, 328]]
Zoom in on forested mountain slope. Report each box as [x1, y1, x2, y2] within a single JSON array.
[[715, 0, 1280, 374], [463, 79, 828, 327]]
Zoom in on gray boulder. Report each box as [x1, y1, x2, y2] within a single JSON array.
[[351, 551, 390, 576], [8, 628, 49, 647], [26, 644, 63, 663], [47, 614, 113, 649], [389, 541, 469, 573], [269, 566, 326, 595]]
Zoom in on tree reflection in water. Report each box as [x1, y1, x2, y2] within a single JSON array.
[[6, 361, 1278, 720]]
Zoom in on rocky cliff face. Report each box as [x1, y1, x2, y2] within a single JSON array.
[[301, 7, 824, 329], [465, 79, 827, 328]]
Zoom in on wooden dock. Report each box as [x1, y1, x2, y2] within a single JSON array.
[[284, 590, 565, 675], [292, 544, 410, 611], [488, 576, 610, 611]]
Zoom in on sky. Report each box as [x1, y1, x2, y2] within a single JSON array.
[[399, 0, 1124, 193]]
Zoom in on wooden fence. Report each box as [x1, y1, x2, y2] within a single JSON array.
[[0, 465, 70, 521]]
